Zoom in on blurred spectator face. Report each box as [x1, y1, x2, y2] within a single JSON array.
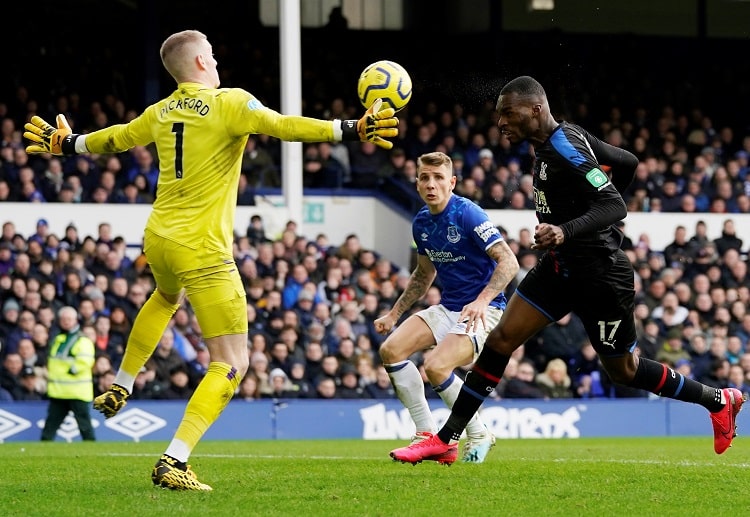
[[305, 342, 323, 362], [515, 363, 536, 382], [78, 299, 95, 322], [634, 303, 650, 321], [644, 320, 660, 338], [128, 285, 147, 307], [312, 303, 330, 324], [647, 280, 666, 301], [110, 307, 128, 327], [509, 191, 527, 209], [14, 254, 31, 277], [341, 371, 358, 388], [690, 334, 708, 354], [32, 323, 49, 347], [249, 333, 268, 354], [97, 370, 116, 394], [710, 286, 727, 308], [710, 336, 728, 358], [338, 338, 355, 359], [279, 327, 298, 349], [18, 310, 36, 332], [157, 329, 174, 353], [238, 375, 259, 399], [379, 280, 396, 300], [361, 293, 379, 314], [3, 353, 23, 376], [271, 372, 287, 392], [321, 355, 339, 375], [17, 338, 36, 362], [36, 307, 54, 329], [679, 195, 696, 212], [729, 365, 745, 387], [23, 291, 41, 312], [316, 378, 336, 398], [290, 362, 306, 381], [95, 316, 111, 336], [283, 309, 300, 328], [170, 369, 190, 389], [739, 353, 750, 373], [339, 258, 353, 280], [250, 352, 269, 374], [727, 336, 743, 357], [270, 342, 288, 363]]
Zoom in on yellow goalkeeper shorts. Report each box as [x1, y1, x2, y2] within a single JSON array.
[[144, 229, 248, 338]]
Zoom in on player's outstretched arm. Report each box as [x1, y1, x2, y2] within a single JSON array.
[[24, 115, 79, 155], [342, 98, 398, 150]]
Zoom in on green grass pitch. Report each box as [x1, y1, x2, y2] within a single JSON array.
[[2, 438, 749, 516]]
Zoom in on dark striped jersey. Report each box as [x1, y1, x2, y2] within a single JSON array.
[[532, 121, 636, 268]]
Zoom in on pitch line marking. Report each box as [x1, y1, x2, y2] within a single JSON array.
[[104, 452, 750, 468]]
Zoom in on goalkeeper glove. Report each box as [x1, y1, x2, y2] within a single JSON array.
[[24, 115, 79, 155], [342, 98, 398, 150]]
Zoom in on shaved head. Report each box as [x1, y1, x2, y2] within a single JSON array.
[[160, 30, 208, 82]]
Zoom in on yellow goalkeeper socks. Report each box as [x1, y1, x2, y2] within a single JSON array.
[[171, 362, 241, 455], [115, 290, 180, 391]]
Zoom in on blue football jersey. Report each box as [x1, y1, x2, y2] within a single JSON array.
[[412, 194, 507, 312]]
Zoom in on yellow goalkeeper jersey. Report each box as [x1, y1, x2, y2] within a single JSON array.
[[84, 82, 335, 250]]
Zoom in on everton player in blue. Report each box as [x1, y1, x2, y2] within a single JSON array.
[[392, 76, 744, 465], [375, 151, 519, 463]]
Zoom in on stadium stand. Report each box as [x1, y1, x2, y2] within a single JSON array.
[[2, 11, 750, 403]]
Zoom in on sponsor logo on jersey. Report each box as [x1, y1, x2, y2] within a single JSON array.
[[473, 220, 499, 243], [425, 249, 466, 263], [447, 225, 460, 243], [533, 188, 551, 214], [421, 232, 428, 241], [538, 162, 547, 180], [246, 99, 264, 110], [586, 168, 610, 190]]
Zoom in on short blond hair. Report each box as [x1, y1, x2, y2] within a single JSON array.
[[416, 151, 453, 174], [159, 30, 207, 80]]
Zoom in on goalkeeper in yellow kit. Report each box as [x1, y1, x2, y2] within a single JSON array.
[[24, 29, 398, 491]]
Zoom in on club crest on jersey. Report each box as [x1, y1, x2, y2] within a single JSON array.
[[538, 162, 548, 180], [447, 225, 460, 243]]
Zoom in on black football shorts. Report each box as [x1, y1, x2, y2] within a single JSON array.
[[515, 248, 637, 357]]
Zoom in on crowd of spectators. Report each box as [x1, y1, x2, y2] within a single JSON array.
[[1, 205, 750, 404], [2, 28, 750, 403], [1, 82, 749, 215]]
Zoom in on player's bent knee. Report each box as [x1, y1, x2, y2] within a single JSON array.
[[485, 327, 518, 355], [155, 287, 183, 306], [379, 338, 411, 364], [423, 360, 452, 384]]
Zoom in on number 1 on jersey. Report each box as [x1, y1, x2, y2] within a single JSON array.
[[172, 122, 184, 179]]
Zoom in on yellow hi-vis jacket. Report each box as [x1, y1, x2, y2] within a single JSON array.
[[46, 327, 95, 401]]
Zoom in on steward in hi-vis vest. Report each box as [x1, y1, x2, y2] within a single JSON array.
[[41, 306, 96, 441]]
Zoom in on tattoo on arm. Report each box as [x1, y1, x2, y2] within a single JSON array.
[[392, 258, 435, 318], [478, 241, 520, 302]]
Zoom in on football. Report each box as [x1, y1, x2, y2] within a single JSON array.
[[357, 60, 412, 112]]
